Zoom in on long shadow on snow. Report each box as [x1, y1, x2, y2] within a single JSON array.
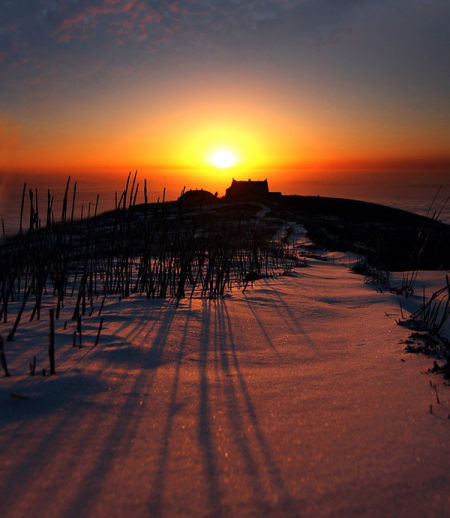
[[0, 368, 112, 517], [57, 304, 178, 518], [215, 300, 271, 514], [94, 339, 172, 368], [147, 301, 192, 516], [196, 299, 224, 515], [0, 372, 107, 422], [0, 301, 168, 434], [218, 301, 298, 515], [0, 302, 176, 518], [241, 294, 282, 358], [259, 278, 321, 353]]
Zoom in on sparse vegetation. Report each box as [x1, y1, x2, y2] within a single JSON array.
[[0, 174, 303, 375], [399, 277, 450, 378], [399, 277, 450, 337], [350, 256, 391, 290]]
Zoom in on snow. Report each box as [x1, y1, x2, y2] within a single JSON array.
[[0, 234, 449, 517]]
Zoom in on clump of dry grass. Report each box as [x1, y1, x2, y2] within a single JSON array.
[[399, 277, 450, 336], [399, 276, 450, 378], [351, 257, 391, 290]]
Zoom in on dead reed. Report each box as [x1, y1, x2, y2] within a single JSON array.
[[400, 276, 450, 336], [0, 174, 300, 354]]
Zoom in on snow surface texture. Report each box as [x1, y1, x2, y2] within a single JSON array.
[[0, 241, 449, 517]]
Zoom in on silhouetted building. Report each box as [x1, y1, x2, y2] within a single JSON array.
[[225, 179, 270, 201], [178, 189, 218, 206]]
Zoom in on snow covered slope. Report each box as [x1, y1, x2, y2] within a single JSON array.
[[0, 252, 449, 517]]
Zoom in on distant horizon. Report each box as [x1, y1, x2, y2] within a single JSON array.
[[1, 164, 449, 184], [1, 171, 449, 238], [1, 166, 448, 218]]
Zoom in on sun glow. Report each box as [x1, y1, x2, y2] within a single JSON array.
[[208, 149, 238, 169]]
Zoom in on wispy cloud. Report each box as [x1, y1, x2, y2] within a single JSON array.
[[0, 0, 365, 66], [1, 0, 449, 107], [50, 0, 214, 44], [53, 0, 145, 43]]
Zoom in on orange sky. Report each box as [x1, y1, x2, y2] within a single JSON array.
[[2, 74, 450, 185], [1, 1, 449, 192]]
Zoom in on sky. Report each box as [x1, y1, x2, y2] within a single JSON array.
[[0, 0, 449, 192]]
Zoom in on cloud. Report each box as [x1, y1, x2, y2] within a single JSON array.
[[1, 0, 449, 104], [49, 0, 205, 44], [0, 1, 308, 50], [0, 0, 370, 63], [53, 0, 139, 43]]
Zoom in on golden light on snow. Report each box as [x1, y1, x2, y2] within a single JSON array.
[[208, 149, 238, 169]]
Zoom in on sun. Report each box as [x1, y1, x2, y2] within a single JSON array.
[[208, 149, 238, 169]]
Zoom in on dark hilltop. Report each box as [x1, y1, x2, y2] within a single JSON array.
[[1, 178, 448, 273], [178, 179, 450, 271]]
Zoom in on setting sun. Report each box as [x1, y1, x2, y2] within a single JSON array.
[[208, 149, 238, 169]]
